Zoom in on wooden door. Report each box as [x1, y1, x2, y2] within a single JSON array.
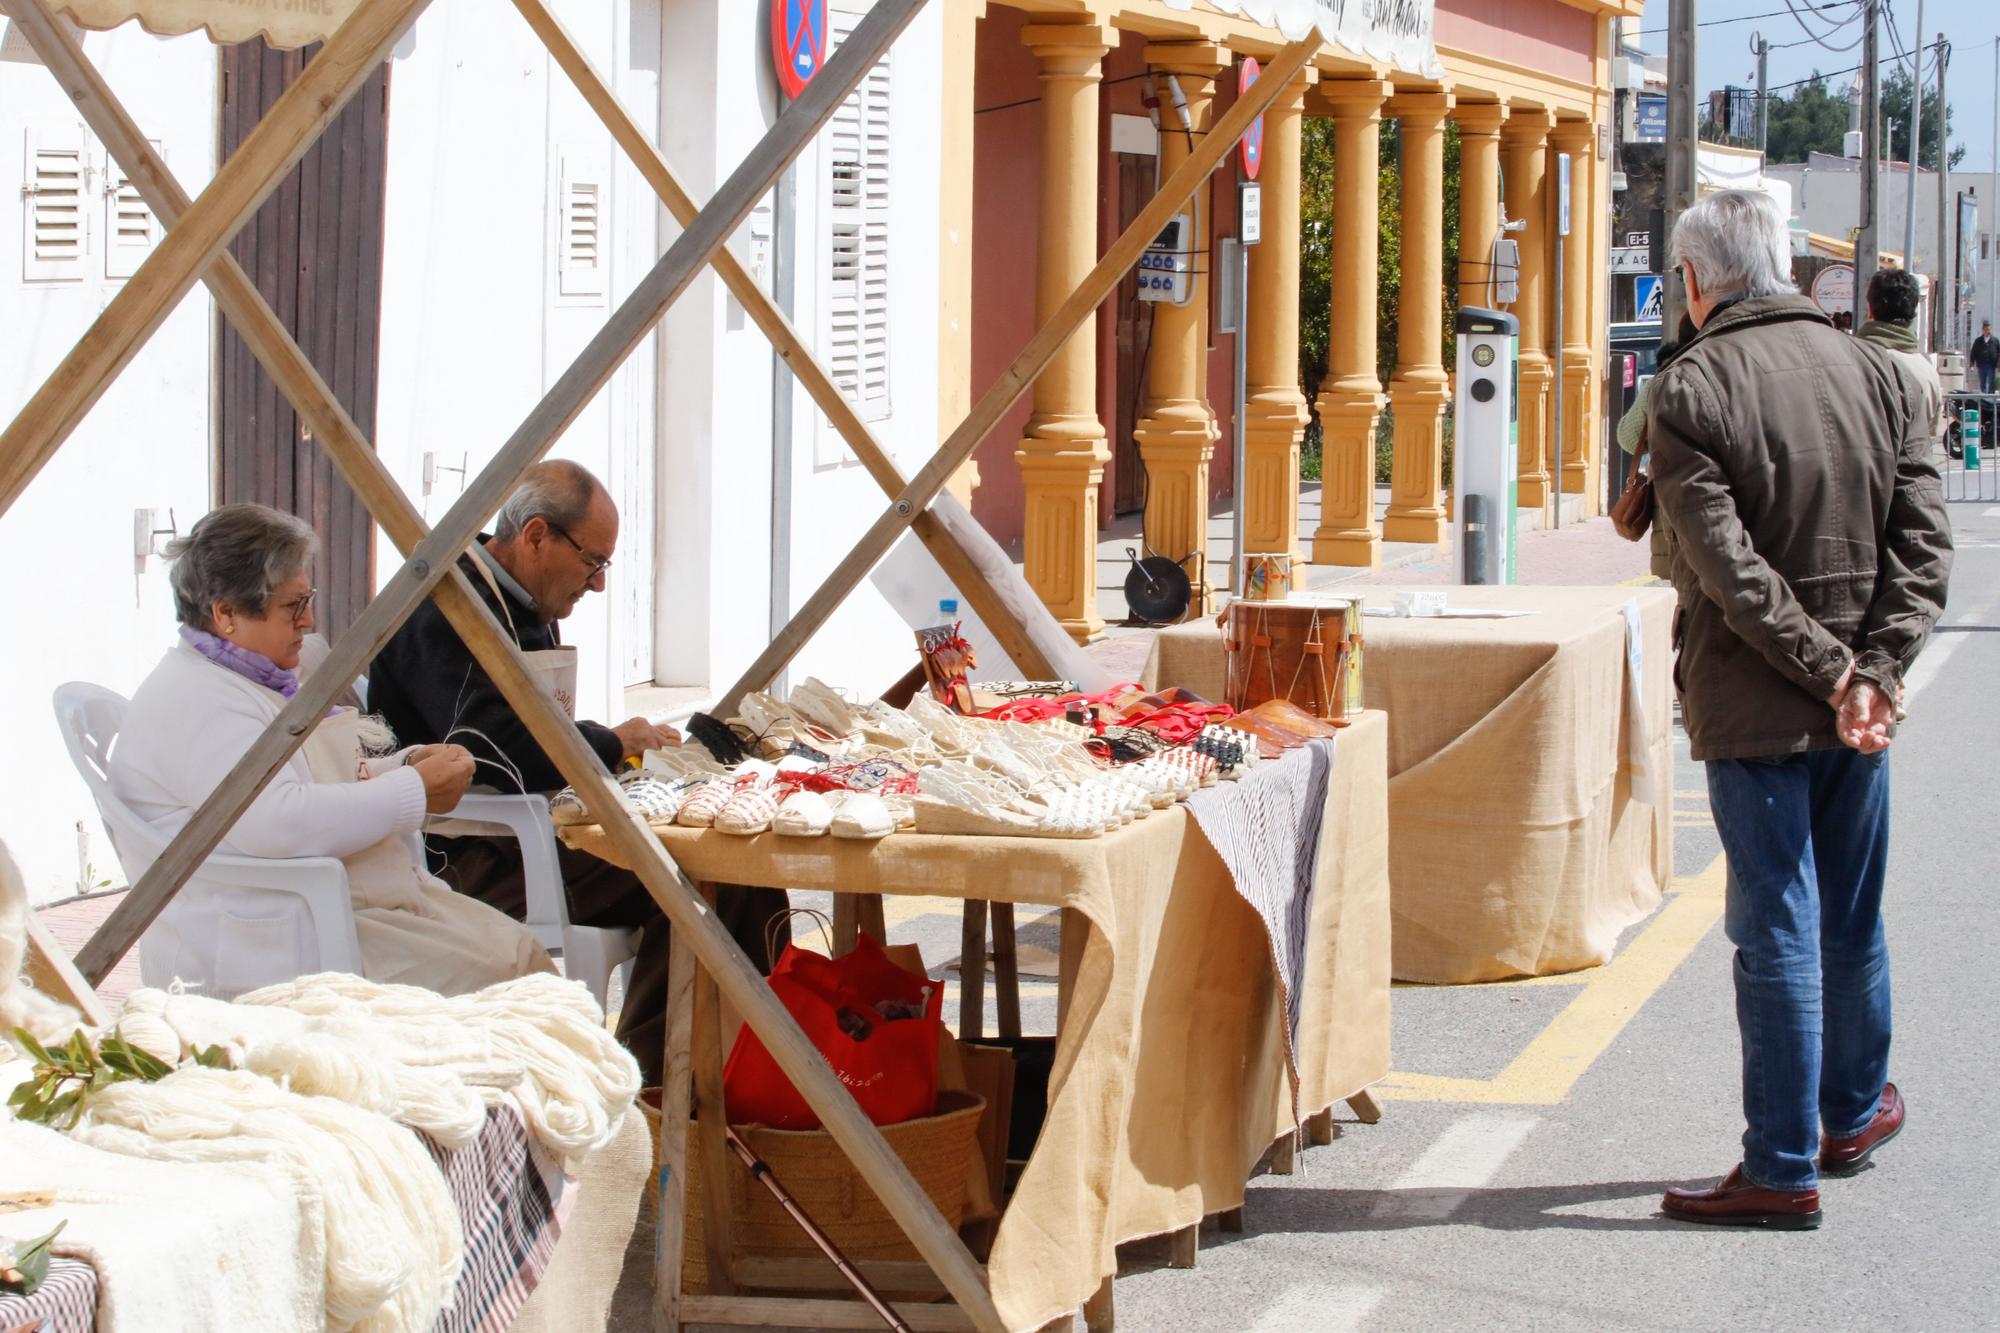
[[1111, 153, 1152, 517], [216, 40, 389, 645]]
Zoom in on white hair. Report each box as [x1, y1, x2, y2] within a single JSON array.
[[493, 459, 605, 542], [1668, 189, 1796, 304]]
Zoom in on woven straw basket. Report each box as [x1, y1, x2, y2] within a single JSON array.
[[640, 1089, 986, 1292]]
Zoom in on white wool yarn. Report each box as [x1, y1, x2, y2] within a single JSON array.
[[73, 1066, 462, 1333], [0, 841, 84, 1049], [238, 972, 640, 1165]]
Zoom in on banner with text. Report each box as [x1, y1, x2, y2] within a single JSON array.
[[52, 0, 361, 48]]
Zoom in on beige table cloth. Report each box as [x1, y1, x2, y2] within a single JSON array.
[[1145, 586, 1674, 984], [560, 712, 1390, 1332]]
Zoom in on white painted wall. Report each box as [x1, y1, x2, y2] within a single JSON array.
[[0, 20, 217, 905]]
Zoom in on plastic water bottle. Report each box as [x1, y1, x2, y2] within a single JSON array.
[[938, 598, 958, 625], [1966, 406, 1982, 471]]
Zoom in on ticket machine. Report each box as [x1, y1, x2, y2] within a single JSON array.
[[1453, 306, 1520, 584]]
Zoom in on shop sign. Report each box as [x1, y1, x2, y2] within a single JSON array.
[[1635, 95, 1667, 143], [773, 0, 828, 100], [1238, 58, 1264, 180], [1811, 264, 1856, 315], [1610, 247, 1652, 275]]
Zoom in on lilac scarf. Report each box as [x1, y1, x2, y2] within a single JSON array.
[[179, 625, 300, 698]]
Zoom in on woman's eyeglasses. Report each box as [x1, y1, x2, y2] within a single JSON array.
[[278, 588, 317, 627]]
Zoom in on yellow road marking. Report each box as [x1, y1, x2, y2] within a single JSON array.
[[1378, 852, 1726, 1105]]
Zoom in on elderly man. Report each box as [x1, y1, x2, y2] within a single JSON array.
[[1649, 190, 1952, 1228], [369, 460, 787, 1082], [1856, 268, 1942, 439]]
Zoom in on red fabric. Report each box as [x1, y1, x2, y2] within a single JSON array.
[[722, 933, 943, 1129], [1117, 700, 1234, 745]]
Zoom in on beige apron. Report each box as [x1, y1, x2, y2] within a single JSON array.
[[299, 707, 554, 994], [466, 545, 579, 719]]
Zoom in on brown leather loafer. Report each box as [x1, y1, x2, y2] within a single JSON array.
[[1820, 1082, 1905, 1176], [1661, 1165, 1822, 1229]]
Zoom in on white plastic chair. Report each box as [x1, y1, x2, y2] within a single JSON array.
[[53, 682, 364, 997]]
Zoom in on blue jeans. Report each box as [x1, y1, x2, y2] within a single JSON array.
[[1980, 364, 1997, 394], [1705, 748, 1893, 1191]]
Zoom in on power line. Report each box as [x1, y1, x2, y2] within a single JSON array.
[[1634, 3, 1853, 37], [1777, 0, 1864, 53]]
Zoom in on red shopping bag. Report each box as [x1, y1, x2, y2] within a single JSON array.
[[722, 932, 944, 1130]]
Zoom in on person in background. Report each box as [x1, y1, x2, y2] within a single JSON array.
[[1613, 315, 1699, 582], [368, 460, 787, 1083], [1648, 190, 1952, 1229], [114, 504, 553, 997], [1971, 320, 1998, 395], [1856, 269, 1942, 441]]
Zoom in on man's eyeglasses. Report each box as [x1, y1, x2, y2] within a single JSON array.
[[278, 588, 317, 628], [548, 523, 613, 576]]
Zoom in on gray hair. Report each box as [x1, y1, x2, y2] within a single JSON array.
[[1668, 189, 1796, 304], [166, 503, 316, 630], [493, 460, 605, 542]]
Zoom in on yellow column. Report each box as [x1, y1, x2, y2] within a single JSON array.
[[1454, 101, 1509, 312], [1241, 64, 1315, 569], [1135, 41, 1226, 610], [1502, 108, 1556, 512], [1016, 22, 1117, 642], [1383, 89, 1454, 546], [1552, 118, 1598, 505], [1310, 80, 1394, 568], [937, 0, 986, 507]]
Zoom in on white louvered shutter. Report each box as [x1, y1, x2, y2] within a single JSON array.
[[824, 9, 891, 426], [22, 125, 88, 282], [103, 142, 163, 280], [558, 155, 607, 299]]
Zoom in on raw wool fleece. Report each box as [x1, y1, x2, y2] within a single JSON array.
[[0, 841, 82, 1048], [116, 971, 641, 1166], [72, 1067, 462, 1333]]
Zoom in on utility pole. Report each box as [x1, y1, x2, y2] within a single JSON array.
[[1936, 37, 1951, 349], [1857, 0, 1880, 328], [1753, 32, 1771, 157], [1991, 37, 1998, 340], [1664, 0, 1698, 334], [1901, 0, 1925, 277]]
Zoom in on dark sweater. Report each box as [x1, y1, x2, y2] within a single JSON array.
[[367, 540, 624, 793], [1972, 335, 2000, 370]]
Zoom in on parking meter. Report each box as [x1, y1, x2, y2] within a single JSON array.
[[1454, 307, 1520, 584]]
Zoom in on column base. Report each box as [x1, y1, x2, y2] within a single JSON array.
[[1381, 511, 1446, 545], [1516, 356, 1554, 515], [1312, 530, 1382, 568], [1242, 389, 1309, 565], [1136, 402, 1220, 614], [1384, 376, 1448, 546], [1309, 383, 1384, 568], [1017, 436, 1110, 643]]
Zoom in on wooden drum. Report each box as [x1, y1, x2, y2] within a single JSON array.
[[1223, 600, 1352, 724], [1241, 553, 1294, 602]]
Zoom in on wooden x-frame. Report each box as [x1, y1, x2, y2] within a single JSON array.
[[0, 0, 1320, 1324]]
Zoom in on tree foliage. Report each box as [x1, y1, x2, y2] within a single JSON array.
[[1881, 65, 1965, 171], [1764, 73, 1851, 163]]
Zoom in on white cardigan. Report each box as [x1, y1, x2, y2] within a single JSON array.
[[114, 643, 427, 859]]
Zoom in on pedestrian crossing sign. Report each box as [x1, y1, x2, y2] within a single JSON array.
[[1635, 275, 1663, 323]]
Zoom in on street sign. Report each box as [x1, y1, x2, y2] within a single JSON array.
[[1237, 58, 1264, 180], [1557, 153, 1572, 237], [1625, 232, 1649, 247], [1811, 264, 1856, 316], [1239, 182, 1262, 245], [1610, 246, 1652, 275], [1635, 275, 1664, 322], [773, 0, 826, 99]]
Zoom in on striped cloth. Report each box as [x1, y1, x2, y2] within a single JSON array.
[[0, 1102, 568, 1333], [1184, 737, 1336, 1111], [0, 1257, 97, 1333]]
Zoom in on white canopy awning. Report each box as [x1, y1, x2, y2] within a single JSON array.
[[1159, 0, 1444, 79]]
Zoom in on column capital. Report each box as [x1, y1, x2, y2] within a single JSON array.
[[1501, 106, 1558, 143], [1251, 60, 1318, 112], [1022, 21, 1117, 66], [1309, 78, 1394, 121], [1387, 90, 1455, 123], [1453, 100, 1509, 137], [1142, 40, 1229, 79], [1549, 117, 1599, 152]]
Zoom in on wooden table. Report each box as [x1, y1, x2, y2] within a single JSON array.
[[560, 713, 1391, 1332]]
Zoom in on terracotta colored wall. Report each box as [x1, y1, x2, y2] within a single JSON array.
[[970, 13, 1245, 552], [1434, 0, 1595, 89]]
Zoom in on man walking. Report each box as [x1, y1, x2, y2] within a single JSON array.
[[1648, 191, 1952, 1229], [1972, 320, 1999, 395]]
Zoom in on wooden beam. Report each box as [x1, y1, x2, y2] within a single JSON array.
[[681, 1295, 977, 1332], [713, 32, 1325, 717], [65, 0, 924, 983], [21, 911, 110, 1029], [510, 0, 1076, 683], [657, 924, 697, 1324], [30, 5, 1006, 1324], [0, 0, 432, 516]]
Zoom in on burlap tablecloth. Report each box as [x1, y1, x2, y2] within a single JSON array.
[[559, 712, 1389, 1332], [1145, 587, 1674, 984]]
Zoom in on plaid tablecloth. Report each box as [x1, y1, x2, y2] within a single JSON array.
[[0, 1101, 568, 1333]]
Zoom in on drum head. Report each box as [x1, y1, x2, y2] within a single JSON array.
[[1125, 556, 1192, 623]]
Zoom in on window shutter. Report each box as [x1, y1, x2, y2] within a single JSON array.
[[558, 155, 607, 299], [823, 9, 891, 427], [22, 125, 88, 282], [103, 142, 162, 280]]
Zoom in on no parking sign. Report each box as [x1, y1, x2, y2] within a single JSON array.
[[1238, 58, 1264, 180]]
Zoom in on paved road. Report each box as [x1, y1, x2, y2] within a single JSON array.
[[1106, 501, 2000, 1331]]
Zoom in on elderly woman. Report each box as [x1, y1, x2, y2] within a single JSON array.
[[113, 504, 553, 997]]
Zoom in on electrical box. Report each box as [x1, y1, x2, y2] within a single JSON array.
[[1137, 213, 1194, 305], [1490, 237, 1520, 306], [1454, 307, 1520, 585]]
